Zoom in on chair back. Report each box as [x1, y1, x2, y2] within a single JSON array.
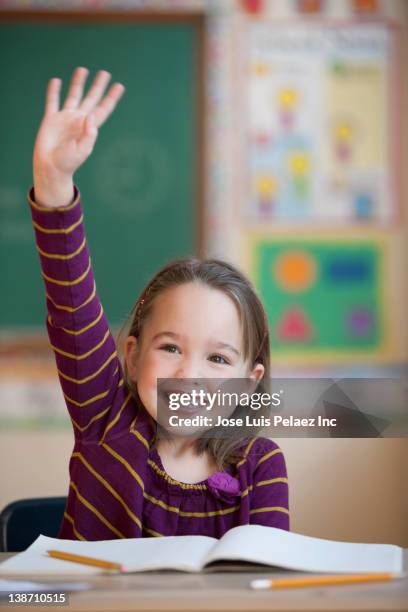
[[0, 497, 67, 552]]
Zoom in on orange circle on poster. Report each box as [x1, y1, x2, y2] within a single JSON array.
[[273, 251, 317, 292]]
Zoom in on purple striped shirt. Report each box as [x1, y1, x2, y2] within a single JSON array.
[[28, 186, 290, 540]]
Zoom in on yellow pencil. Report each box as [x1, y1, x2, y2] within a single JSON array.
[[250, 572, 404, 590], [47, 549, 123, 572]]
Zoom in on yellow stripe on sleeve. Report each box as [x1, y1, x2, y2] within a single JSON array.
[[48, 304, 104, 335], [64, 378, 123, 408], [69, 480, 126, 538], [130, 427, 150, 451], [51, 329, 110, 360], [71, 453, 142, 530], [63, 512, 86, 540], [37, 237, 86, 260], [33, 214, 83, 234], [255, 448, 283, 469], [42, 260, 91, 286], [241, 478, 288, 499], [58, 352, 118, 384], [71, 405, 111, 433], [143, 526, 164, 537], [64, 388, 110, 408], [99, 392, 132, 443], [46, 281, 96, 312], [256, 477, 288, 487], [236, 437, 257, 468], [249, 506, 289, 516], [101, 442, 145, 491], [241, 485, 253, 498]]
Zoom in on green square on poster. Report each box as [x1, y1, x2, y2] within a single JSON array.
[[255, 240, 383, 354]]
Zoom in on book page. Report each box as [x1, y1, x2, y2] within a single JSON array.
[[204, 525, 403, 574], [0, 534, 218, 576], [0, 579, 91, 593]]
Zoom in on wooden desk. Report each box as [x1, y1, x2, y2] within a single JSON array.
[[1, 553, 407, 612]]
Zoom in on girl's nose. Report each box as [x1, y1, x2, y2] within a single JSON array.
[[174, 358, 202, 380]]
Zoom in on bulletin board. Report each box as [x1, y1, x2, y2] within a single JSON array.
[[249, 234, 392, 364], [241, 21, 401, 225]]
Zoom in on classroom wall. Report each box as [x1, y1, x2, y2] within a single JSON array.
[[1, 0, 407, 547]]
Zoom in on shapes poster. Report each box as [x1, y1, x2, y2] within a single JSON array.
[[244, 22, 399, 224], [252, 236, 388, 361]]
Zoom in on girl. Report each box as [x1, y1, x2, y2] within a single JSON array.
[[29, 67, 289, 540]]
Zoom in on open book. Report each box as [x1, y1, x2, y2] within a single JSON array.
[[0, 525, 403, 576]]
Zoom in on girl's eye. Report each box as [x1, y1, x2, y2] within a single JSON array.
[[159, 344, 180, 354], [158, 345, 230, 365], [209, 354, 230, 365]]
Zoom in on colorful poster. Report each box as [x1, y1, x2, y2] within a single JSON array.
[[243, 23, 399, 224], [250, 236, 389, 362]]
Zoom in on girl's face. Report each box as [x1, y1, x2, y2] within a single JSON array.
[[124, 282, 264, 423]]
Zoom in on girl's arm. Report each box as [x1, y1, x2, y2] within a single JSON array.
[[249, 439, 290, 531], [30, 68, 130, 441]]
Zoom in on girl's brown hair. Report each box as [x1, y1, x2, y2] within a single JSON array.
[[121, 257, 271, 470]]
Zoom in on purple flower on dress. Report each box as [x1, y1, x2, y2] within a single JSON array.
[[207, 472, 241, 504]]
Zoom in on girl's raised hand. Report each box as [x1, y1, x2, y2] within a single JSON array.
[[33, 67, 125, 208]]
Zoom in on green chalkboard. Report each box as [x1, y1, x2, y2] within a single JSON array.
[[0, 18, 200, 328]]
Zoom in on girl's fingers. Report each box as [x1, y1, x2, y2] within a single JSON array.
[[77, 113, 98, 159], [93, 82, 126, 127], [44, 78, 61, 116], [62, 67, 89, 111], [79, 70, 112, 113]]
